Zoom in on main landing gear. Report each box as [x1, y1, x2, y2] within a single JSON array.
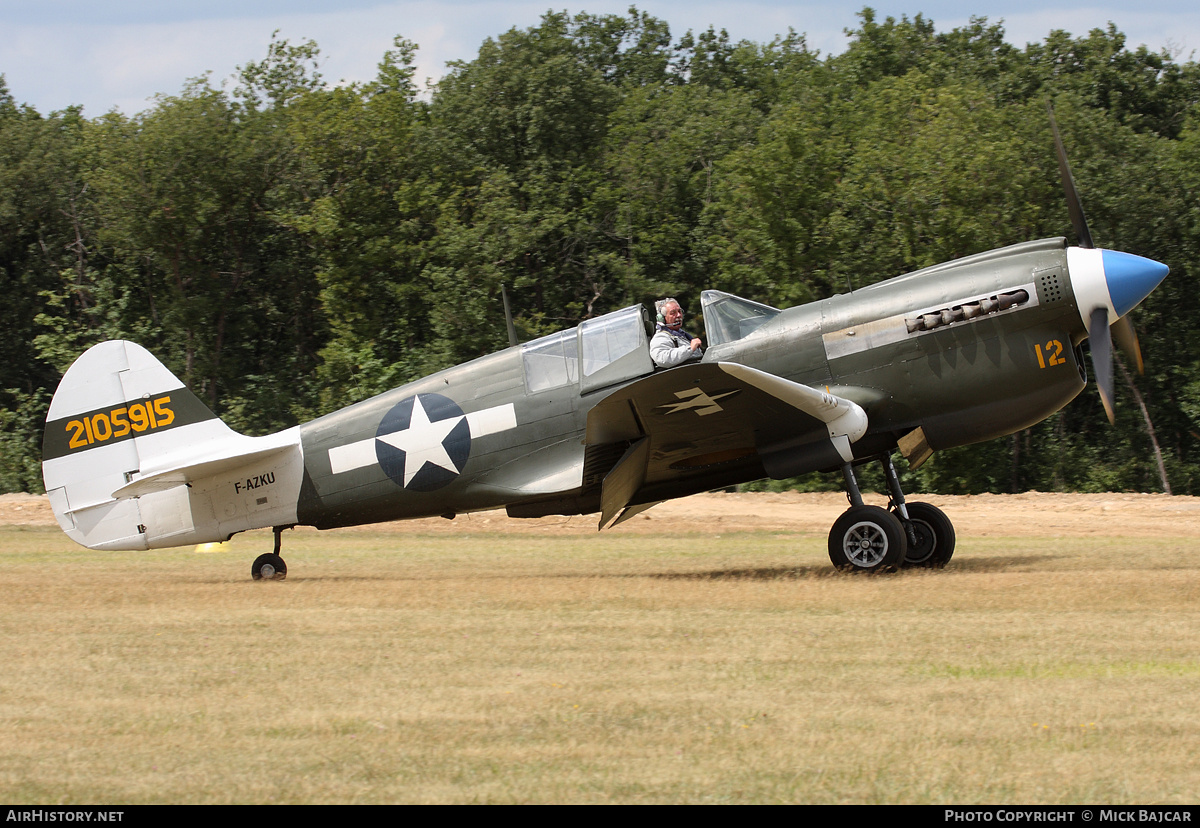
[[251, 526, 291, 581], [827, 455, 955, 573]]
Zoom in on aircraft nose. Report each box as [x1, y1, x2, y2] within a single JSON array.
[[1068, 247, 1169, 331], [1100, 249, 1169, 318]]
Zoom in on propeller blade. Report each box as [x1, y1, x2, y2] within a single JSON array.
[[1047, 101, 1095, 250], [1090, 306, 1115, 423], [1112, 316, 1144, 375]]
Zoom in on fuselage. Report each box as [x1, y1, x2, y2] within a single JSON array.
[[293, 236, 1165, 530]]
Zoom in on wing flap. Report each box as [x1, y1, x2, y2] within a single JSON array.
[[599, 437, 650, 529]]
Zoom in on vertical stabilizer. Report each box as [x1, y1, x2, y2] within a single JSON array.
[[42, 341, 303, 550]]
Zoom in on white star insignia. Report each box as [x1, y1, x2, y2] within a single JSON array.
[[377, 396, 466, 486]]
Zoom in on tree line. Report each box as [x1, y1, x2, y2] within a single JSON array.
[[3, 7, 1200, 496]]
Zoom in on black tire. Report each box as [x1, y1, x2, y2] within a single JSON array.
[[828, 505, 907, 572], [895, 501, 955, 569], [251, 553, 287, 581]]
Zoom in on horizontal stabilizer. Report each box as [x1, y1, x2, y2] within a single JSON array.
[[111, 434, 301, 499]]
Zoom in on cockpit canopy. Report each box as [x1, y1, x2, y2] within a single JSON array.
[[520, 295, 781, 396], [521, 304, 655, 395], [700, 290, 781, 348]]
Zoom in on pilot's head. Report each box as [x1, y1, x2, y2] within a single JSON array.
[[656, 298, 684, 329]]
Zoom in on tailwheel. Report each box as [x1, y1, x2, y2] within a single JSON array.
[[895, 501, 955, 569], [828, 505, 907, 573], [251, 553, 287, 581], [252, 525, 291, 581]]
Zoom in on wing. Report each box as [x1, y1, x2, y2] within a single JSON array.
[[586, 362, 867, 528]]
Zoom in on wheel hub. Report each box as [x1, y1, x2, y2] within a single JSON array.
[[905, 521, 936, 563], [844, 522, 888, 566]]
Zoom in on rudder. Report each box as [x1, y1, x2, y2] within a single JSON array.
[[42, 340, 302, 550]]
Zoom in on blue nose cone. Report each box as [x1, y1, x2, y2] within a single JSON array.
[[1102, 249, 1169, 318]]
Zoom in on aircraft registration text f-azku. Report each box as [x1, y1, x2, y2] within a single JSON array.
[[40, 107, 1171, 579], [233, 473, 276, 495]]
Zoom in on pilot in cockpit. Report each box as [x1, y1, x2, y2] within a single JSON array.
[[650, 297, 703, 368]]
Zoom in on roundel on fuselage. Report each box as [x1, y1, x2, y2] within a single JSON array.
[[374, 393, 471, 491]]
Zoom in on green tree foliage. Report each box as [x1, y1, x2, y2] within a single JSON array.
[[0, 76, 90, 489], [3, 8, 1200, 495], [79, 55, 326, 433], [601, 83, 763, 305], [428, 11, 622, 331], [284, 39, 432, 410]]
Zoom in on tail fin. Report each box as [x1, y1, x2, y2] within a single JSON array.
[[42, 341, 302, 550]]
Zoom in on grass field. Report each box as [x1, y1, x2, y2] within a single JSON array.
[[3, 514, 1200, 804]]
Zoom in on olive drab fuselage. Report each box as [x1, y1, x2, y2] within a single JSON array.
[[292, 238, 1087, 530]]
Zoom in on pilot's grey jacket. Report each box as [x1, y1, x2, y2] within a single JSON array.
[[650, 325, 703, 368]]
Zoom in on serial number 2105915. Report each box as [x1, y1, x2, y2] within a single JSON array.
[[65, 396, 176, 449]]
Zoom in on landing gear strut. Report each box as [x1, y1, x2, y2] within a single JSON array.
[[251, 526, 290, 581], [827, 454, 955, 572]]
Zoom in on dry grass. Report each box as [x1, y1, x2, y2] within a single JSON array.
[[3, 516, 1200, 803]]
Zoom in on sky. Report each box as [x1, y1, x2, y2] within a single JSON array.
[[2, 1, 1198, 116]]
